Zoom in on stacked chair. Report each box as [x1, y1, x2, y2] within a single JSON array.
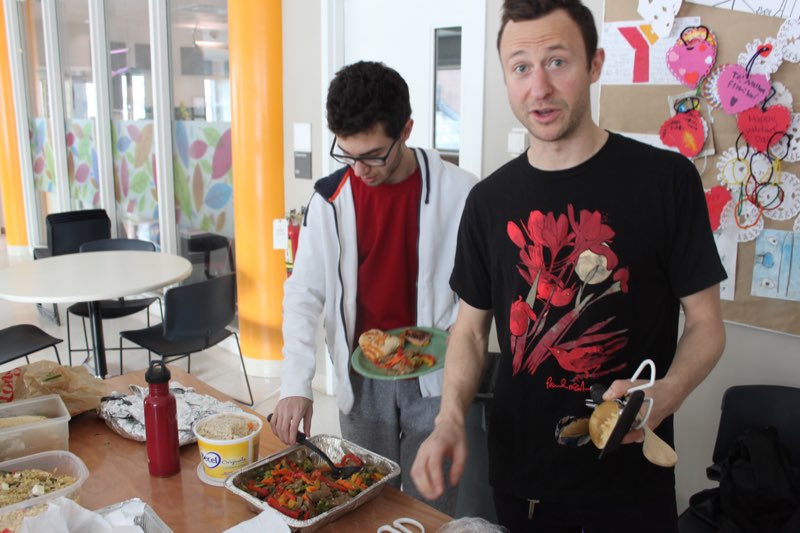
[[33, 209, 111, 325]]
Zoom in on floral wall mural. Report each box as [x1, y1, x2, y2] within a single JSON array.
[[173, 120, 234, 238], [30, 118, 55, 193], [67, 118, 100, 209]]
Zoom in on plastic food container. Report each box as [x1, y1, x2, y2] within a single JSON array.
[[193, 412, 262, 484], [225, 434, 400, 532], [0, 450, 89, 531], [0, 395, 71, 461]]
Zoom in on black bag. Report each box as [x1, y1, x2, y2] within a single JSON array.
[[690, 426, 800, 533]]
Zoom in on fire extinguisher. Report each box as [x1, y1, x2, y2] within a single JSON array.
[[286, 209, 301, 277]]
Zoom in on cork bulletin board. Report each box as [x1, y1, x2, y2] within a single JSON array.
[[599, 1, 800, 336]]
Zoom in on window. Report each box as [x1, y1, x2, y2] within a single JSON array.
[[433, 27, 462, 166]]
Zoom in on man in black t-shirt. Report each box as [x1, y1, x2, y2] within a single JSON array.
[[411, 1, 727, 532]]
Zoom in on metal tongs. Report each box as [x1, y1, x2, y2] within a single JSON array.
[[267, 413, 363, 478]]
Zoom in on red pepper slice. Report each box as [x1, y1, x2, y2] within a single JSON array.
[[339, 453, 363, 467], [267, 495, 302, 519]]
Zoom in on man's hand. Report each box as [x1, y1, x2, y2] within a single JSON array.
[[270, 396, 313, 445], [410, 414, 468, 500], [602, 377, 680, 444]]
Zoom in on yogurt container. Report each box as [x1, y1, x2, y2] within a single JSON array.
[[192, 412, 262, 483]]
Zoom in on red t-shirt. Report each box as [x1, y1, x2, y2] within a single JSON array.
[[350, 166, 421, 343]]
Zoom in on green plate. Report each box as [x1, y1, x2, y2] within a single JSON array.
[[351, 326, 447, 380]]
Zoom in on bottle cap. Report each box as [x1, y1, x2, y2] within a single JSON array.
[[145, 360, 171, 384]]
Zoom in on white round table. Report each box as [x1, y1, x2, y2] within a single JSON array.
[[0, 251, 192, 377]]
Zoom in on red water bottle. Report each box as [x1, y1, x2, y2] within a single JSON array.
[[144, 361, 181, 477]]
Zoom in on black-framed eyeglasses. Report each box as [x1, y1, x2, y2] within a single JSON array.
[[329, 136, 400, 167]]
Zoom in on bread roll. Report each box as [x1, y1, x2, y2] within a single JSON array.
[[358, 329, 402, 363]]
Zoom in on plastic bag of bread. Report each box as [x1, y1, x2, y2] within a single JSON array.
[[0, 361, 106, 416]]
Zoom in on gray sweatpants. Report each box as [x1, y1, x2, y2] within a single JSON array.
[[339, 371, 457, 515]]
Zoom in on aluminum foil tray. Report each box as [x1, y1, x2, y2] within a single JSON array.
[[97, 382, 243, 446], [224, 434, 400, 532], [96, 497, 172, 533]]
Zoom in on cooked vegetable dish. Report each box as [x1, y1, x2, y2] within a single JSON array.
[[234, 453, 385, 520]]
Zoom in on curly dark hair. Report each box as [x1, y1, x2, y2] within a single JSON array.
[[497, 0, 598, 67], [326, 61, 412, 139]]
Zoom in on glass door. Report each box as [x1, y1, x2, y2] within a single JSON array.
[[106, 0, 159, 246], [58, 0, 101, 211], [170, 0, 233, 283]]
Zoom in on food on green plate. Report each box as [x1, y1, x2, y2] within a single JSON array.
[[0, 416, 47, 429], [402, 328, 432, 347], [358, 329, 402, 364], [375, 347, 437, 376], [359, 328, 437, 376], [235, 454, 385, 520]]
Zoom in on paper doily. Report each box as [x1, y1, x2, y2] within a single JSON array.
[[759, 172, 800, 222], [737, 37, 784, 76], [778, 18, 800, 64], [700, 65, 724, 109], [719, 198, 764, 243], [778, 113, 800, 163], [765, 81, 794, 110], [716, 146, 752, 189]]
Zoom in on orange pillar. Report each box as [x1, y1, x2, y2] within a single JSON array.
[[229, 0, 285, 370], [0, 2, 28, 247]]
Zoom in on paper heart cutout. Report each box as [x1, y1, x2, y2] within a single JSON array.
[[736, 104, 791, 153], [666, 27, 717, 89], [717, 64, 770, 114], [705, 186, 732, 231], [659, 110, 706, 158]]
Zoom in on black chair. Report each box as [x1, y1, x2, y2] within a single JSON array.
[[678, 385, 800, 531], [186, 233, 235, 279], [119, 273, 253, 406], [65, 238, 163, 370], [0, 325, 62, 367], [33, 209, 111, 325]]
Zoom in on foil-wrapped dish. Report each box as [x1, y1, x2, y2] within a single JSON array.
[[225, 434, 400, 532], [96, 498, 172, 533], [97, 383, 243, 446]]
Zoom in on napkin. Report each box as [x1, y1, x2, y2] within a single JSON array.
[[223, 507, 290, 533], [17, 497, 143, 533]]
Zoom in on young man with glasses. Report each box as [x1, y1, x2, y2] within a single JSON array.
[[270, 61, 478, 513]]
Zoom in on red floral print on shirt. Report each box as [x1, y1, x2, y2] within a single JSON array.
[[507, 205, 629, 381]]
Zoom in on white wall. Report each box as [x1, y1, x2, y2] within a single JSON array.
[[281, 0, 800, 514], [282, 0, 322, 214]]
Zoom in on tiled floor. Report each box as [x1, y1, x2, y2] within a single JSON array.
[[0, 235, 341, 437]]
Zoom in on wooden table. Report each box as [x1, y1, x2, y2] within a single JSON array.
[[70, 368, 451, 532], [0, 251, 191, 377]]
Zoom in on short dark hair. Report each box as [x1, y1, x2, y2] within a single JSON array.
[[326, 61, 412, 139], [497, 0, 598, 67]]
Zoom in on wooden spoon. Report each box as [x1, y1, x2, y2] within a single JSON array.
[[642, 426, 678, 467]]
